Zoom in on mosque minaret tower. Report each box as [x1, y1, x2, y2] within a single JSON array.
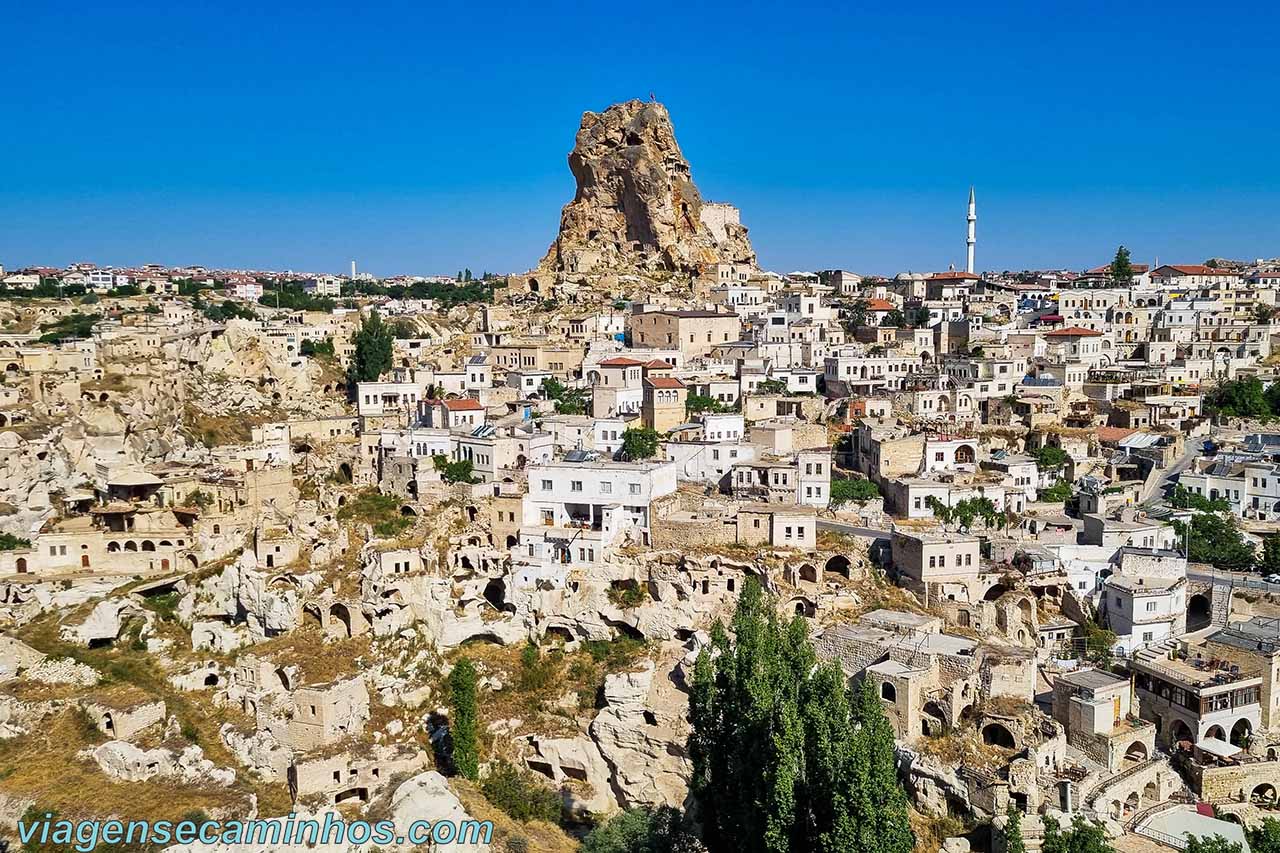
[[966, 186, 977, 275]]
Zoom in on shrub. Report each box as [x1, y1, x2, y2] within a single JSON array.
[[481, 761, 562, 824], [607, 581, 647, 609], [830, 478, 879, 506]]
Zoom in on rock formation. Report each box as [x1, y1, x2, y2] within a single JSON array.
[[540, 100, 756, 276]]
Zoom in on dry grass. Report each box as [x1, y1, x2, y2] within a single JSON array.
[[9, 603, 293, 819], [452, 779, 581, 853], [445, 637, 650, 745], [0, 709, 251, 822], [250, 625, 372, 685], [911, 808, 971, 853], [915, 729, 1017, 770], [182, 403, 282, 447]]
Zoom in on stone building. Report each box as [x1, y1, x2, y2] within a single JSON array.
[[285, 677, 370, 752]]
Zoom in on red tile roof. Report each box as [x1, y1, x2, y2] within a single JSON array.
[[442, 398, 483, 411], [1155, 264, 1240, 276], [645, 377, 686, 389], [598, 357, 643, 367], [864, 298, 896, 311], [931, 271, 980, 280], [1044, 326, 1102, 337], [1096, 426, 1137, 444], [643, 359, 672, 368]]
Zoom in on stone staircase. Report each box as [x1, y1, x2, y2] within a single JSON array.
[[1131, 637, 1181, 665]]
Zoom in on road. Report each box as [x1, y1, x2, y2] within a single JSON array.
[[1140, 438, 1206, 506], [1187, 566, 1280, 594]]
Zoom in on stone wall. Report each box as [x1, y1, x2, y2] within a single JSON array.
[[1188, 759, 1280, 803]]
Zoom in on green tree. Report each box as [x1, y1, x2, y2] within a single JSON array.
[[1039, 480, 1073, 503], [1110, 245, 1134, 287], [0, 532, 32, 550], [1042, 814, 1114, 853], [448, 658, 480, 780], [880, 309, 905, 328], [621, 427, 660, 461], [830, 478, 880, 506], [1205, 376, 1271, 421], [688, 578, 912, 853], [925, 495, 953, 526], [431, 455, 477, 484], [581, 807, 692, 853], [300, 337, 335, 358], [1083, 619, 1118, 667], [1170, 483, 1231, 513], [1247, 817, 1280, 853], [1173, 512, 1256, 572], [348, 311, 394, 384], [686, 393, 730, 416], [845, 298, 869, 329], [1186, 835, 1243, 853], [1034, 445, 1070, 473], [1004, 807, 1027, 853], [756, 378, 789, 395]]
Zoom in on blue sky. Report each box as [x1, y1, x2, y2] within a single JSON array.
[[1, 0, 1277, 276]]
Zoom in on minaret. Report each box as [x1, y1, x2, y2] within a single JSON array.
[[966, 186, 977, 275]]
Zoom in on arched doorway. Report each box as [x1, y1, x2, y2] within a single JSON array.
[[483, 579, 506, 611], [328, 603, 353, 639], [1230, 718, 1252, 747], [1253, 784, 1278, 805], [1187, 593, 1212, 631], [880, 682, 896, 702], [799, 564, 818, 584], [982, 722, 1016, 748], [922, 701, 948, 737], [824, 555, 851, 578], [984, 584, 1010, 602], [1124, 741, 1148, 764], [1206, 724, 1226, 741], [1171, 719, 1193, 748], [1142, 781, 1158, 806], [16, 557, 28, 573]]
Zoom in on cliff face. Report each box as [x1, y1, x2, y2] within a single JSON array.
[[540, 100, 755, 276]]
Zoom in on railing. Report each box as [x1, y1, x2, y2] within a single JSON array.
[[1084, 757, 1159, 806], [1132, 825, 1188, 851]]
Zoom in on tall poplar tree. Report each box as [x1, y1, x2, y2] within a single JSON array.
[[689, 578, 914, 853], [348, 310, 393, 384], [448, 658, 480, 780]]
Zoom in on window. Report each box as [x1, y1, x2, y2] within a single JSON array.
[[541, 479, 552, 491], [629, 483, 641, 495], [570, 480, 583, 492], [600, 482, 612, 494], [1146, 601, 1158, 612]]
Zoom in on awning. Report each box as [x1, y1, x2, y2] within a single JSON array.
[[1195, 737, 1240, 758]]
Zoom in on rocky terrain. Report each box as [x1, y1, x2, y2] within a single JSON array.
[[539, 100, 756, 277]]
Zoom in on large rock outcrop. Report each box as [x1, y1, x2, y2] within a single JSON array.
[[540, 100, 755, 276]]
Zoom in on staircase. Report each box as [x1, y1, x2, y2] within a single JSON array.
[[1131, 637, 1180, 665]]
